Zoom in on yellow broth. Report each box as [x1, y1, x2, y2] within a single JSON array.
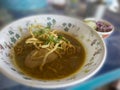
[[13, 32, 86, 80]]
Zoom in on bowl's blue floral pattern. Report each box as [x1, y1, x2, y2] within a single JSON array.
[[0, 15, 106, 88]]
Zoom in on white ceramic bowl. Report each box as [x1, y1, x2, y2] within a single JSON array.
[[84, 18, 114, 39], [0, 15, 106, 89]]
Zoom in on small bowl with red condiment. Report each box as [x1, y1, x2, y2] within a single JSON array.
[[84, 18, 114, 39]]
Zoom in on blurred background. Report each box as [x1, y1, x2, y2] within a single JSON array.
[[0, 0, 120, 90], [0, 0, 120, 28]]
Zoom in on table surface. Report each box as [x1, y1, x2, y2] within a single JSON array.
[[0, 6, 120, 90]]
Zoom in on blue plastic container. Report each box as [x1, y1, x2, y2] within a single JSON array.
[[0, 0, 47, 11]]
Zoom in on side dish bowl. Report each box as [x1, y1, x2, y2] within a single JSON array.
[[84, 18, 114, 39], [0, 15, 106, 88]]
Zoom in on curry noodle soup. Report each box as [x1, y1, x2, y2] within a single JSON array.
[[13, 25, 86, 80]]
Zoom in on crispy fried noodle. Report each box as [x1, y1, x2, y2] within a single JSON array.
[[25, 24, 76, 70]]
